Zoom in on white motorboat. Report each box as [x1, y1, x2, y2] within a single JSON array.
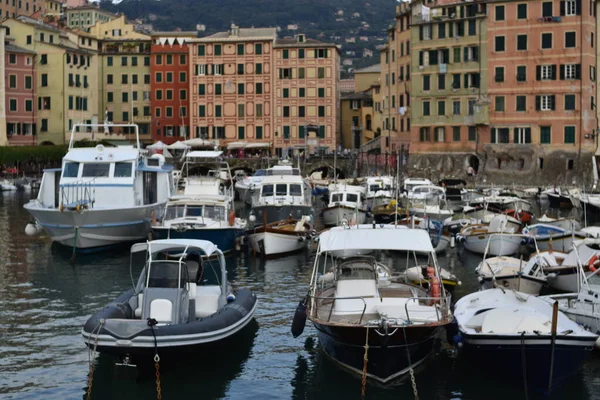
[[24, 124, 172, 251], [536, 215, 581, 231], [393, 216, 451, 254], [82, 239, 257, 359], [454, 288, 597, 392], [234, 169, 266, 205], [406, 185, 445, 202], [475, 235, 546, 295], [542, 239, 600, 292], [1, 178, 17, 191], [524, 223, 587, 252], [402, 177, 432, 195], [469, 192, 533, 213], [246, 216, 312, 257], [364, 176, 395, 208], [459, 215, 523, 256], [293, 224, 453, 386], [248, 162, 313, 227], [322, 184, 367, 227], [540, 239, 600, 335]]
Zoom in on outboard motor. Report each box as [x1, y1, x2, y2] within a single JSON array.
[[291, 297, 308, 338]]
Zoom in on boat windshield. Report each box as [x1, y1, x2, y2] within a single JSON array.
[[276, 184, 287, 196], [204, 205, 226, 220], [63, 162, 80, 178], [290, 184, 302, 196], [262, 184, 274, 197], [186, 206, 203, 217], [337, 260, 376, 281], [331, 193, 343, 202], [254, 170, 266, 176], [369, 185, 381, 192], [147, 260, 186, 289], [165, 205, 186, 220], [347, 193, 358, 203]]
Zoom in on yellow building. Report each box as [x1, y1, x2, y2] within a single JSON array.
[[91, 15, 152, 141], [3, 16, 100, 144], [353, 63, 380, 92], [340, 90, 375, 149], [65, 5, 117, 31]]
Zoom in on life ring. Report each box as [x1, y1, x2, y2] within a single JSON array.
[[228, 210, 236, 226], [588, 255, 600, 272]]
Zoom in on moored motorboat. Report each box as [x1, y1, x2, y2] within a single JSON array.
[[459, 215, 523, 256], [542, 239, 600, 292], [82, 239, 258, 359], [453, 288, 597, 393], [322, 184, 367, 227], [234, 169, 266, 206], [524, 223, 587, 252], [364, 176, 395, 209], [295, 225, 453, 386], [246, 216, 313, 257]]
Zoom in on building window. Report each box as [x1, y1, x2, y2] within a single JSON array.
[[542, 2, 553, 16], [495, 36, 505, 52], [536, 95, 556, 110], [282, 88, 289, 98], [25, 99, 32, 112], [517, 34, 527, 50], [514, 127, 532, 144], [8, 54, 15, 64], [41, 54, 47, 65], [437, 100, 445, 116], [256, 104, 263, 117], [495, 5, 505, 20], [156, 55, 162, 65], [166, 90, 173, 100], [214, 64, 224, 75], [282, 49, 289, 59], [565, 94, 576, 110], [318, 106, 325, 117], [438, 74, 445, 90], [215, 105, 222, 117], [453, 100, 460, 115], [26, 35, 32, 44], [516, 95, 527, 111], [542, 33, 553, 49], [196, 64, 206, 75], [517, 3, 528, 19], [491, 128, 510, 143], [255, 43, 262, 55], [423, 101, 430, 116], [166, 107, 172, 117], [538, 64, 556, 80], [517, 65, 527, 81], [453, 126, 461, 141], [318, 67, 325, 79], [41, 119, 48, 132], [565, 31, 576, 48], [156, 90, 163, 101], [122, 74, 128, 84], [299, 88, 305, 98], [468, 99, 476, 115], [180, 54, 187, 65], [540, 126, 552, 143], [238, 104, 245, 117], [8, 75, 16, 89], [279, 68, 292, 79], [199, 105, 206, 117], [121, 56, 127, 66], [41, 74, 48, 87], [423, 75, 430, 91], [495, 67, 504, 82], [166, 55, 172, 65], [564, 126, 576, 143], [156, 72, 162, 83], [132, 75, 138, 84], [256, 63, 263, 74], [214, 44, 222, 56], [122, 92, 128, 102], [179, 72, 186, 83], [237, 43, 244, 56], [565, 0, 577, 15], [238, 83, 245, 94], [215, 84, 222, 95], [318, 88, 325, 98], [238, 126, 245, 139], [419, 127, 430, 142], [452, 74, 460, 89], [495, 96, 505, 112], [563, 64, 580, 79], [107, 92, 113, 102], [298, 106, 306, 117], [9, 98, 17, 112], [256, 83, 263, 94], [283, 106, 290, 117], [237, 64, 244, 75]]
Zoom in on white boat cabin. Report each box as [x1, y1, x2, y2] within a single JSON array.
[[37, 144, 171, 210], [403, 178, 433, 194], [365, 176, 394, 198], [328, 185, 364, 209]]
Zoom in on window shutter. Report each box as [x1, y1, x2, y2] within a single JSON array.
[[419, 51, 423, 66], [525, 128, 531, 143], [551, 65, 557, 80], [550, 95, 556, 110], [464, 74, 468, 88], [560, 64, 565, 80], [419, 26, 423, 40], [576, 0, 581, 15], [513, 128, 519, 143], [535, 95, 541, 110], [536, 65, 542, 80], [576, 64, 581, 79], [464, 47, 468, 61], [560, 0, 566, 15]]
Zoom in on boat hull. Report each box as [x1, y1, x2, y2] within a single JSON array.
[[479, 275, 545, 295], [545, 268, 594, 292], [540, 295, 600, 335], [529, 234, 584, 253], [313, 321, 441, 386], [250, 205, 313, 226], [463, 234, 522, 256], [82, 288, 258, 358], [322, 205, 367, 227], [152, 226, 243, 253], [547, 193, 573, 209], [247, 230, 307, 256], [461, 334, 594, 392], [24, 202, 163, 251]]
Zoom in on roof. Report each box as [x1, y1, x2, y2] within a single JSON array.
[[5, 44, 35, 54], [151, 31, 197, 37], [15, 16, 63, 33], [65, 6, 117, 16], [341, 91, 372, 101], [193, 27, 277, 42], [354, 64, 381, 74], [318, 225, 434, 253], [274, 37, 336, 48], [131, 239, 221, 257]]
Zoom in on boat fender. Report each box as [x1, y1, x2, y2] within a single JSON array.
[[227, 294, 236, 303], [151, 210, 157, 225], [588, 255, 600, 272], [427, 267, 441, 304], [228, 210, 236, 226], [291, 298, 308, 338]]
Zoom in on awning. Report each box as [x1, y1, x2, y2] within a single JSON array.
[[183, 138, 215, 148], [227, 142, 271, 150], [186, 150, 223, 159], [318, 225, 434, 253], [227, 141, 247, 150], [166, 141, 190, 150], [147, 140, 166, 149], [245, 143, 271, 149]]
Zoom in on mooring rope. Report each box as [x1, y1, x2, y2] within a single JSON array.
[[86, 319, 104, 400]]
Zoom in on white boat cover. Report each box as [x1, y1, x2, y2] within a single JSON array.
[[318, 225, 434, 253], [186, 150, 223, 159], [166, 141, 191, 150], [131, 239, 220, 257]]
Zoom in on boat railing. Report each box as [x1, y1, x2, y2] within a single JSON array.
[[309, 294, 368, 324], [60, 179, 96, 211], [403, 295, 452, 325]]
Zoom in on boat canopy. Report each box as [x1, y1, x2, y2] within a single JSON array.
[[318, 225, 435, 253], [186, 151, 223, 159], [131, 239, 221, 257], [227, 141, 270, 150]]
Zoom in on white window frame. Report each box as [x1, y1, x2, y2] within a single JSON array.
[[541, 65, 553, 80], [566, 0, 576, 15], [197, 64, 206, 76], [214, 64, 223, 76], [515, 127, 530, 144], [351, 100, 360, 110], [435, 127, 445, 142], [541, 95, 552, 111], [423, 25, 431, 40], [564, 64, 576, 79]]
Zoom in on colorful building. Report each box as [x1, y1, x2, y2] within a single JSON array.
[[91, 15, 152, 141], [410, 0, 489, 154], [65, 5, 117, 31], [340, 90, 375, 149], [5, 39, 36, 145], [150, 32, 196, 144], [273, 34, 340, 155]]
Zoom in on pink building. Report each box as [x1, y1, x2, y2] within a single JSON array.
[[5, 42, 36, 146], [488, 0, 596, 154]]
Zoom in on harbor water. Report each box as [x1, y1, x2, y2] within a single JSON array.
[[3, 191, 600, 399]]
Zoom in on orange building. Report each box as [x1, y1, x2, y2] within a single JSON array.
[[150, 32, 196, 144], [5, 40, 36, 145]]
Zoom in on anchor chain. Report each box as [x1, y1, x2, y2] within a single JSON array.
[[361, 327, 369, 400], [148, 318, 162, 400], [86, 319, 105, 400], [402, 326, 419, 400]]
